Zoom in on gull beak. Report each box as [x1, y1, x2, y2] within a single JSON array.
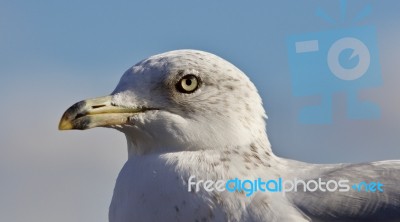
[[58, 96, 146, 130]]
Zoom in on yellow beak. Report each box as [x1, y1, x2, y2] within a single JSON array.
[[58, 96, 148, 130]]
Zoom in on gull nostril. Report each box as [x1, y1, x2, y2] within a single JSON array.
[[92, 105, 106, 109]]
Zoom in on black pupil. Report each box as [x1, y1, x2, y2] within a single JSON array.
[[185, 79, 192, 86]]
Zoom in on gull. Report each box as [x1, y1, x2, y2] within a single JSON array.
[[59, 50, 400, 222]]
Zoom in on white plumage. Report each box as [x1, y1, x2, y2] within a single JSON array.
[[59, 50, 400, 222]]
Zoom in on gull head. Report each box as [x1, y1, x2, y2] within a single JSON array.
[[59, 50, 268, 155]]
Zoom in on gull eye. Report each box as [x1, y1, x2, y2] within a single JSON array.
[[176, 74, 199, 93]]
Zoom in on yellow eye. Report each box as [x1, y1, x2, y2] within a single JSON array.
[[176, 74, 199, 93]]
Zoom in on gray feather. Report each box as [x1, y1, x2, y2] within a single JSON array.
[[286, 160, 400, 221]]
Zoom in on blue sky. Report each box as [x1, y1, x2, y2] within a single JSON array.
[[1, 0, 400, 221]]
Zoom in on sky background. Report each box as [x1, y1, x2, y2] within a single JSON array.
[[1, 0, 400, 221]]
